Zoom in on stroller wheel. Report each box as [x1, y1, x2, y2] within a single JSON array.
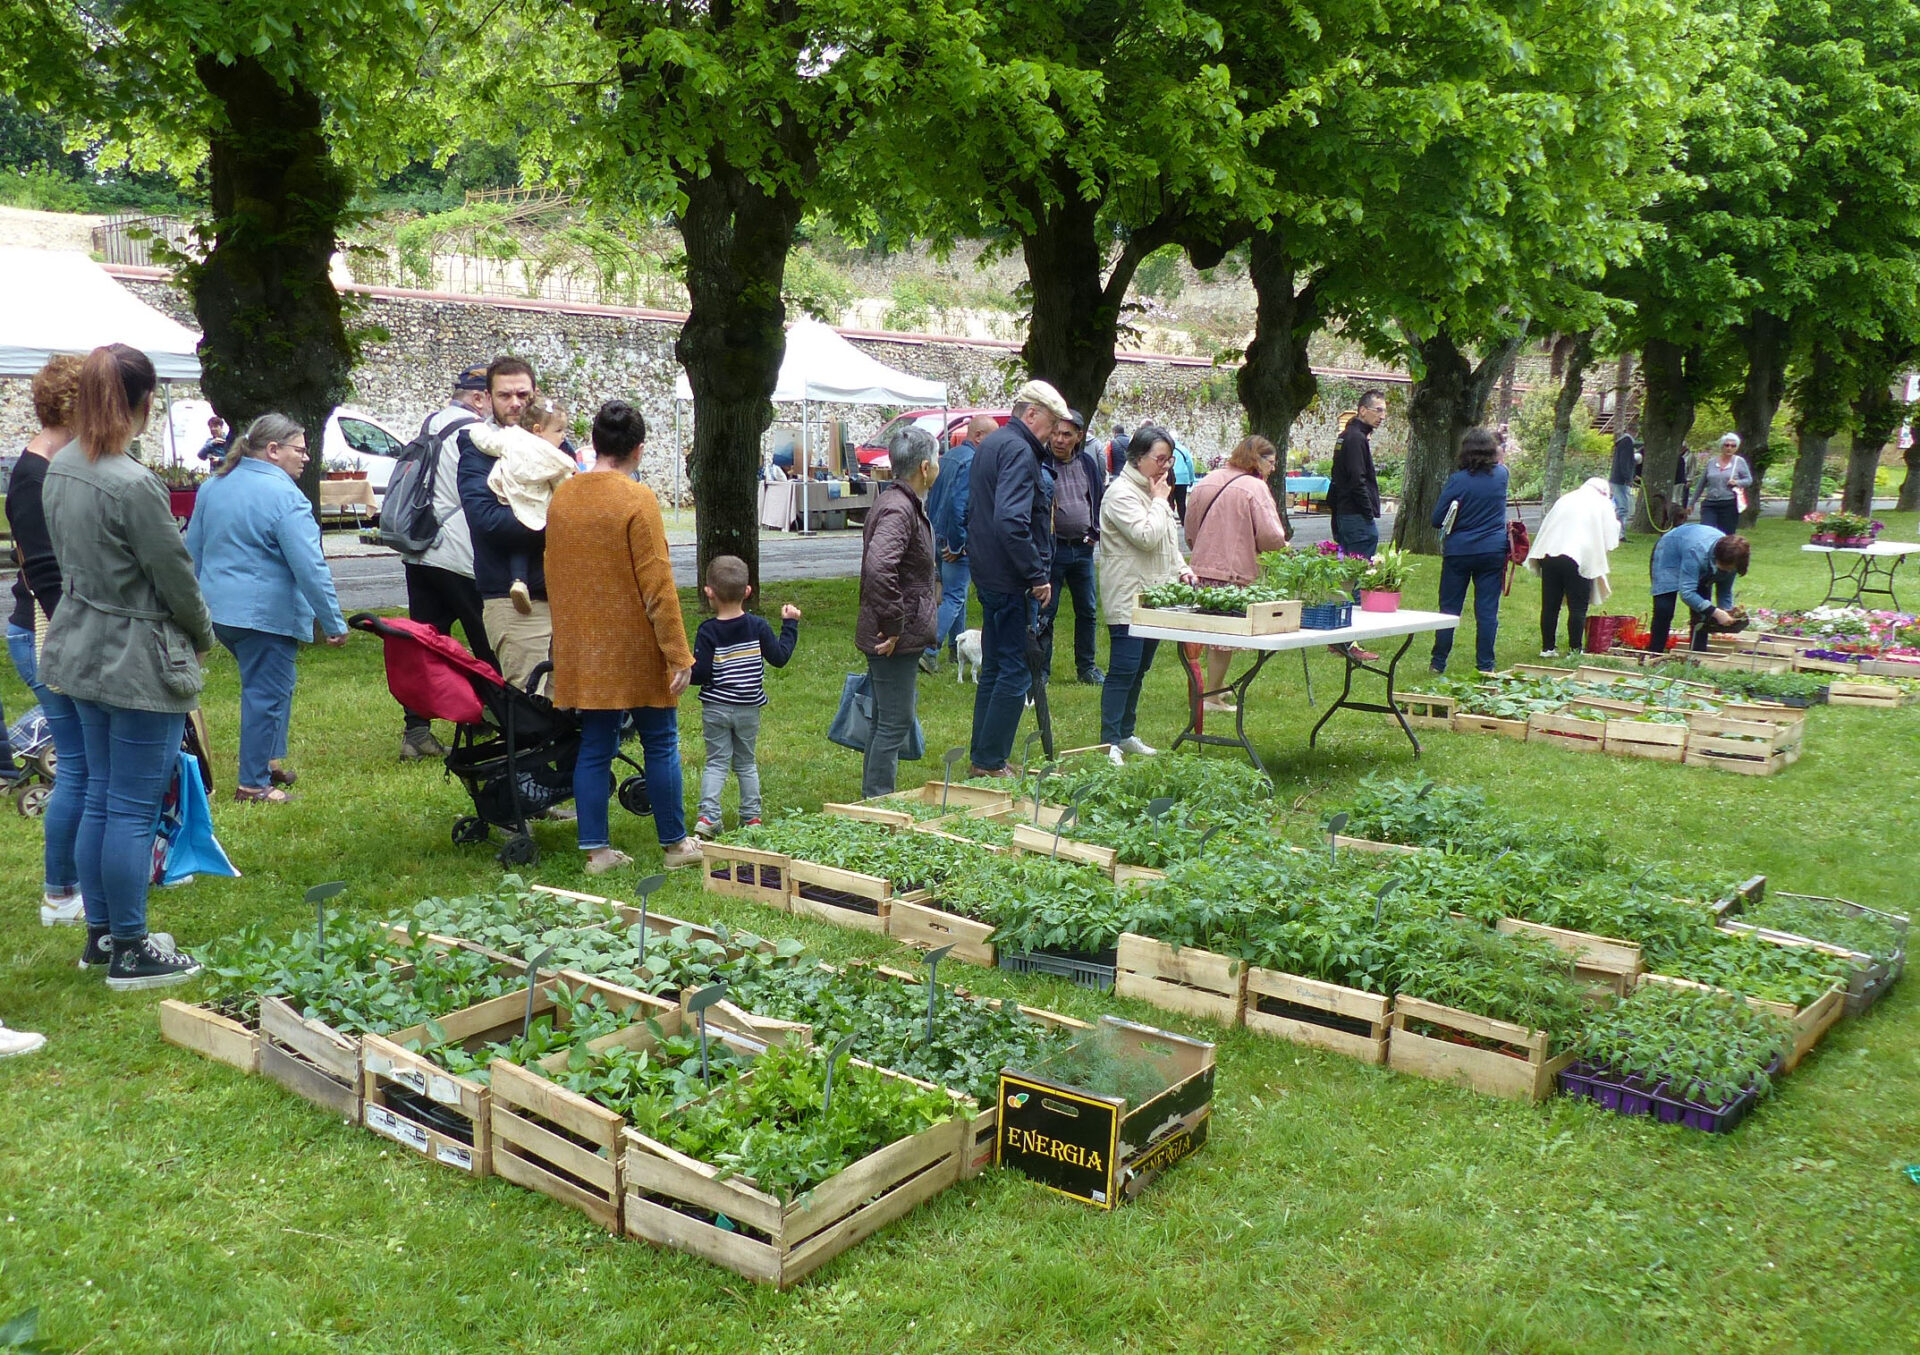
[[617, 776, 653, 817], [32, 748, 55, 780], [498, 833, 539, 867], [15, 782, 49, 818], [451, 815, 490, 847]]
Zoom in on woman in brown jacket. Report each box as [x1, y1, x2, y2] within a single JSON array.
[[545, 402, 698, 873], [855, 427, 940, 797]]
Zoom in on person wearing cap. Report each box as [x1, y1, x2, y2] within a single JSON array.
[[966, 378, 1068, 776], [397, 361, 499, 760], [1039, 407, 1105, 685]]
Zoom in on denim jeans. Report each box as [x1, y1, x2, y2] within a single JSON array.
[[1332, 512, 1379, 558], [698, 702, 763, 824], [969, 586, 1034, 771], [1699, 499, 1739, 535], [862, 652, 922, 799], [214, 623, 299, 789], [1101, 626, 1160, 743], [9, 622, 81, 893], [1430, 549, 1508, 673], [927, 555, 972, 658], [575, 706, 686, 851], [71, 699, 185, 940], [1609, 481, 1632, 527], [1040, 540, 1099, 677]]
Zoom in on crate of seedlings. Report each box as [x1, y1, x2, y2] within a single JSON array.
[[159, 997, 260, 1074], [621, 1041, 972, 1288], [1114, 933, 1245, 1027], [1636, 972, 1844, 1073], [1827, 676, 1918, 707], [889, 896, 1001, 968], [1492, 918, 1644, 999], [1525, 706, 1608, 753], [1564, 983, 1792, 1132], [1682, 710, 1803, 775], [1132, 582, 1302, 637], [1388, 995, 1578, 1103], [1243, 967, 1392, 1065], [1401, 693, 1457, 731], [1721, 892, 1907, 1018], [698, 841, 791, 908], [1601, 711, 1692, 761], [997, 1016, 1215, 1208], [361, 973, 673, 1178]]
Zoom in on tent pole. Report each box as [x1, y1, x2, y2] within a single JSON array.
[[801, 399, 810, 535], [673, 400, 682, 510], [161, 382, 176, 465]]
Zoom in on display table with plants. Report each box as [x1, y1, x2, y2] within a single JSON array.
[[1800, 532, 1920, 610]]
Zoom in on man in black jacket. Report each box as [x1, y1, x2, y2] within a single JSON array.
[[457, 355, 547, 689], [1608, 431, 1641, 527], [1330, 389, 1386, 558], [1039, 408, 1105, 684], [966, 378, 1069, 776]]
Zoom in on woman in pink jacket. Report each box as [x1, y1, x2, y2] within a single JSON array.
[[1184, 435, 1289, 712]]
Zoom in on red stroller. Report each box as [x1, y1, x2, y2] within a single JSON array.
[[350, 613, 650, 866]]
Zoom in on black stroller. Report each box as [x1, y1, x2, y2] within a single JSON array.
[[351, 613, 651, 866]]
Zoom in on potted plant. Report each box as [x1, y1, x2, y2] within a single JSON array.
[[323, 457, 368, 481], [1358, 545, 1411, 612], [1806, 511, 1880, 547], [1259, 546, 1370, 628]]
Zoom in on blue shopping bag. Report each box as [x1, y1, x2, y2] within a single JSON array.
[[151, 750, 240, 886], [826, 672, 926, 761]]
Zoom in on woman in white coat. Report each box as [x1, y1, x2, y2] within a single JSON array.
[[1526, 476, 1621, 655]]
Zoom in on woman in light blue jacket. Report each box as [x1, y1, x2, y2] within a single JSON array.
[[186, 413, 348, 802]]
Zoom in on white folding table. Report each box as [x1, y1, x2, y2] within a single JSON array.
[[1125, 609, 1460, 775], [1801, 540, 1920, 609]]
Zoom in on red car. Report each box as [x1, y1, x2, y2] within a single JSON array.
[[855, 408, 1009, 468]]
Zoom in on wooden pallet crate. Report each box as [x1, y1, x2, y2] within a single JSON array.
[[1601, 717, 1690, 761], [1243, 968, 1391, 1065], [1636, 973, 1844, 1073], [1130, 598, 1302, 636], [697, 841, 790, 908], [259, 994, 364, 1121], [1683, 711, 1802, 775], [1526, 709, 1608, 752], [1331, 834, 1426, 857], [490, 1009, 777, 1232], [158, 999, 260, 1074], [786, 860, 894, 934], [1387, 995, 1575, 1103], [1688, 649, 1795, 675], [916, 780, 1043, 812], [1827, 680, 1915, 707], [1401, 692, 1457, 731], [1717, 892, 1907, 1019], [621, 1065, 970, 1287], [1450, 712, 1530, 740], [1494, 918, 1644, 998], [1792, 653, 1859, 676], [1009, 820, 1119, 872], [1858, 657, 1920, 678], [887, 895, 999, 968], [1114, 933, 1245, 1027]]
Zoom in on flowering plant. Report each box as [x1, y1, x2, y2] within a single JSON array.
[[1806, 511, 1880, 541], [1360, 544, 1412, 593]]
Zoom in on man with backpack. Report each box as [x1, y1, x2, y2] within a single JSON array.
[[388, 362, 498, 760]]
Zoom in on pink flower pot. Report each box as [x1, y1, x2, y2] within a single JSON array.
[[1359, 589, 1401, 613]]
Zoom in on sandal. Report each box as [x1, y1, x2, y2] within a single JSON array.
[[234, 786, 294, 804], [269, 764, 297, 788], [584, 848, 634, 876]]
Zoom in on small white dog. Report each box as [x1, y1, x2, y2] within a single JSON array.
[[954, 629, 984, 683]]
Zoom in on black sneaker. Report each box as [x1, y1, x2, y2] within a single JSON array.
[[1078, 667, 1106, 686], [78, 927, 112, 970], [105, 934, 201, 991]]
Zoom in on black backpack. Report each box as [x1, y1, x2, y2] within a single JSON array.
[[378, 411, 476, 556]]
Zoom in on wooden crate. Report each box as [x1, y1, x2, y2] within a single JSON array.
[[1494, 918, 1644, 998], [1401, 692, 1457, 730], [787, 860, 892, 934], [1718, 893, 1907, 1019], [1792, 654, 1858, 676], [159, 999, 259, 1074], [1827, 680, 1915, 707], [259, 995, 363, 1121], [1130, 598, 1302, 636], [621, 1066, 969, 1287], [1331, 834, 1426, 857], [1009, 820, 1118, 872], [888, 896, 998, 968], [697, 842, 790, 908], [1572, 664, 1720, 699], [911, 781, 1031, 812], [1859, 658, 1920, 678], [1450, 712, 1530, 740], [490, 1010, 773, 1232], [1602, 718, 1690, 761], [1683, 711, 1802, 776], [1526, 710, 1608, 752], [1688, 649, 1795, 676], [1636, 973, 1845, 1073], [1387, 995, 1574, 1103], [1243, 968, 1390, 1064], [1114, 933, 1245, 1027], [1113, 863, 1167, 888]]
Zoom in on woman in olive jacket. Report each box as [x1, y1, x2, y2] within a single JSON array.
[[41, 344, 214, 992], [854, 427, 940, 798]]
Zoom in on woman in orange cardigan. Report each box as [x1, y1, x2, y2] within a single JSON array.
[[545, 402, 698, 874]]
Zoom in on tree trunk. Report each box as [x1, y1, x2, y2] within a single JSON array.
[[1634, 339, 1703, 534], [1731, 312, 1789, 524], [1236, 230, 1325, 540], [1393, 327, 1526, 555], [1900, 436, 1920, 513], [1787, 342, 1845, 520], [675, 157, 804, 598], [1788, 431, 1830, 520], [1612, 352, 1639, 436], [1543, 331, 1593, 505], [189, 53, 354, 510], [1843, 378, 1898, 516]]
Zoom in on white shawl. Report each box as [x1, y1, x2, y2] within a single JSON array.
[[1527, 476, 1620, 602]]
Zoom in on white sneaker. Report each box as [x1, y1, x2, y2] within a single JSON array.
[[41, 892, 84, 926], [1107, 744, 1125, 767], [0, 1022, 46, 1058], [661, 839, 704, 871], [1119, 736, 1158, 757], [1539, 649, 1560, 659]]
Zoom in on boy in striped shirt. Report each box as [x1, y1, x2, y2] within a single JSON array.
[[690, 555, 801, 836]]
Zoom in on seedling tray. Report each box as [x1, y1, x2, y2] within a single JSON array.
[[997, 945, 1116, 992], [159, 998, 260, 1074], [1243, 967, 1391, 1065], [1114, 933, 1245, 1027], [1387, 995, 1575, 1103], [1717, 891, 1907, 1019], [1130, 599, 1302, 636], [1636, 973, 1844, 1073], [698, 841, 789, 908]]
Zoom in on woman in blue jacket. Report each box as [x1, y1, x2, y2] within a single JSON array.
[[1428, 427, 1510, 673], [1649, 523, 1749, 653], [186, 413, 348, 802]]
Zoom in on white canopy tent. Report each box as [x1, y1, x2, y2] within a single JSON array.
[[0, 247, 205, 461], [672, 317, 947, 530]]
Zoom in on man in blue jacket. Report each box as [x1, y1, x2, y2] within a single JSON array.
[[1039, 408, 1105, 684], [966, 379, 1069, 776], [923, 413, 997, 674], [457, 355, 546, 689]]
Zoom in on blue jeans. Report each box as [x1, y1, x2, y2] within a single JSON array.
[[71, 700, 185, 940], [862, 652, 922, 799], [1609, 481, 1632, 527], [9, 623, 81, 893], [1332, 513, 1379, 558], [1699, 499, 1739, 535], [1431, 549, 1508, 673], [575, 707, 685, 851], [1101, 626, 1160, 743], [927, 555, 972, 658], [214, 623, 298, 789], [1041, 540, 1100, 676], [969, 587, 1034, 771]]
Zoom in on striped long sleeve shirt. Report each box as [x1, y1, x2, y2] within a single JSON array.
[[690, 613, 800, 706]]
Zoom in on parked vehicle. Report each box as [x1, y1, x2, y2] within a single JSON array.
[[163, 399, 410, 496], [855, 408, 1009, 469]]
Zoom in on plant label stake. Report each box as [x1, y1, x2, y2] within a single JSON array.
[[687, 982, 727, 1087], [1021, 729, 1043, 778], [1372, 879, 1401, 928], [941, 747, 965, 811], [923, 943, 955, 1046], [305, 881, 346, 961], [1147, 796, 1174, 821], [1327, 812, 1350, 867], [1052, 787, 1089, 857], [633, 871, 666, 973], [1198, 825, 1223, 854], [1031, 765, 1051, 821], [523, 945, 556, 1038], [821, 1032, 857, 1118]]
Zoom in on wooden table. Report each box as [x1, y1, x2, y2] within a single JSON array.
[[1801, 540, 1920, 609], [1125, 608, 1460, 775]]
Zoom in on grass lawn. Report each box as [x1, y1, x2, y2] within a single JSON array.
[[1, 515, 1916, 1353]]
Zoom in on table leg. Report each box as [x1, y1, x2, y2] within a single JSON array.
[[1167, 648, 1274, 776], [1817, 552, 1845, 607], [1857, 554, 1905, 609], [1308, 632, 1423, 753]]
